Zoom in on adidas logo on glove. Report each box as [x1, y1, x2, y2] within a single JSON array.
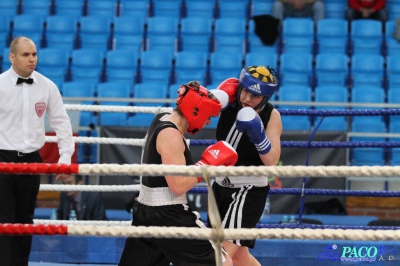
[[207, 149, 220, 159]]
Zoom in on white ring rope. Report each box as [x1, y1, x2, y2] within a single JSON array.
[[39, 184, 141, 192], [34, 219, 131, 226], [46, 136, 146, 146], [31, 225, 397, 241], [65, 104, 172, 113], [75, 164, 400, 178]]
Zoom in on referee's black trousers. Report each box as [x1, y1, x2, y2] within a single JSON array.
[[0, 150, 42, 266]]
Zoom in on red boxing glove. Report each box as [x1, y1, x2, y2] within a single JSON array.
[[196, 141, 238, 182], [217, 78, 239, 104]]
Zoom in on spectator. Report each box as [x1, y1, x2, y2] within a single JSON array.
[[346, 0, 387, 23], [0, 36, 75, 266], [57, 174, 107, 220], [273, 0, 325, 24]]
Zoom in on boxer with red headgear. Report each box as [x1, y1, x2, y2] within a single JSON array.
[[119, 81, 235, 266], [210, 66, 282, 266]]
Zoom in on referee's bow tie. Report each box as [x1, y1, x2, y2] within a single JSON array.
[[17, 77, 33, 84]]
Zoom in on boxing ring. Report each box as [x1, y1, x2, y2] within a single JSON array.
[[2, 104, 400, 265]]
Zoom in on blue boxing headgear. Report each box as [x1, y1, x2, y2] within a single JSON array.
[[237, 65, 279, 110]]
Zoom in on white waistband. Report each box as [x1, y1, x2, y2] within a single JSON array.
[[215, 176, 269, 188], [138, 184, 187, 206]]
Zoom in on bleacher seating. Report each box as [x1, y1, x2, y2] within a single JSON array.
[[152, 0, 183, 18], [21, 0, 52, 16], [0, 0, 19, 18], [53, 0, 85, 18], [70, 49, 105, 85], [213, 18, 247, 55], [105, 49, 139, 84], [12, 14, 45, 47], [281, 18, 314, 54], [79, 15, 112, 51], [127, 82, 169, 127], [112, 16, 145, 51], [97, 81, 131, 126], [139, 50, 174, 85], [118, 0, 149, 19], [180, 17, 213, 52], [45, 15, 78, 50], [36, 47, 70, 87], [350, 19, 383, 55], [316, 18, 348, 54], [174, 51, 208, 85], [11, 0, 395, 166], [86, 0, 118, 18], [145, 16, 179, 53], [185, 0, 216, 19]]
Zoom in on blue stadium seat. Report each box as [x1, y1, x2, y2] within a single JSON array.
[[314, 85, 348, 131], [61, 81, 97, 126], [174, 51, 208, 85], [0, 0, 19, 18], [279, 52, 313, 87], [277, 84, 312, 131], [180, 17, 213, 52], [250, 1, 273, 17], [152, 0, 183, 17], [351, 86, 385, 109], [350, 19, 383, 55], [209, 51, 243, 85], [97, 82, 132, 126], [112, 16, 145, 51], [384, 20, 400, 56], [37, 48, 70, 87], [218, 1, 248, 19], [350, 54, 385, 88], [185, 0, 216, 19], [168, 83, 180, 101], [315, 53, 349, 87], [245, 52, 278, 71], [54, 0, 85, 18], [139, 50, 174, 85], [97, 81, 132, 98], [0, 16, 11, 49], [77, 130, 98, 163], [70, 49, 105, 85], [86, 0, 118, 18], [145, 16, 179, 53], [118, 0, 150, 20], [127, 82, 169, 127], [79, 16, 112, 51], [388, 120, 400, 165], [316, 18, 348, 54], [105, 49, 139, 84], [12, 15, 45, 47], [324, 0, 347, 19], [387, 1, 400, 20], [387, 54, 400, 90], [45, 15, 78, 50], [350, 117, 386, 166], [282, 18, 314, 54], [21, 0, 52, 16], [214, 18, 247, 54], [1, 48, 11, 73]]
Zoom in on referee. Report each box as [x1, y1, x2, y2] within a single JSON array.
[[0, 36, 75, 266]]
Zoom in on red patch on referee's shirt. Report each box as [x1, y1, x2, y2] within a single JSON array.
[[35, 102, 46, 117]]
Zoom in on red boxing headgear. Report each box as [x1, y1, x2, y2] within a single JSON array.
[[176, 81, 222, 134]]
